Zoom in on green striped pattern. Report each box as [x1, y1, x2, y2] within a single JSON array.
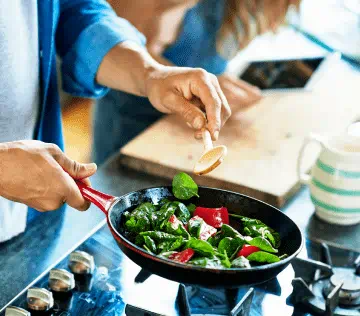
[[316, 160, 360, 179], [311, 195, 360, 213], [312, 178, 360, 196]]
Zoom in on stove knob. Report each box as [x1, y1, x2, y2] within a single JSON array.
[[49, 269, 75, 293], [5, 306, 30, 316], [27, 287, 54, 311], [68, 251, 95, 274]]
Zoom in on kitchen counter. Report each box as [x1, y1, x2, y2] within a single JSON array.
[[1, 153, 359, 308]]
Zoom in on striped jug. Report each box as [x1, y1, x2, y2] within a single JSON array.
[[297, 133, 360, 225]]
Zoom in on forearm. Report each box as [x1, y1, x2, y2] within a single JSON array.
[[96, 41, 165, 97]]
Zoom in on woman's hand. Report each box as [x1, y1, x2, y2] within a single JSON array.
[[0, 140, 97, 212], [218, 74, 262, 114], [145, 66, 232, 141]]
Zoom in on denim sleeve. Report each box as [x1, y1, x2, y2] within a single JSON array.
[[56, 0, 146, 98]]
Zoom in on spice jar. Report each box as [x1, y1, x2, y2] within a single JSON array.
[[68, 251, 95, 275], [27, 287, 54, 314], [5, 306, 30, 316]]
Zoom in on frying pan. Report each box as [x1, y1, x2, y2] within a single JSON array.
[[76, 182, 303, 287]]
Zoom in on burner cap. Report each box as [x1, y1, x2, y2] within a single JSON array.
[[330, 268, 360, 292]]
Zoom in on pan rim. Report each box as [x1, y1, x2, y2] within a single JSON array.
[[107, 186, 304, 273]]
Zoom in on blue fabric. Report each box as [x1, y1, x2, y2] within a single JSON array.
[[27, 0, 146, 223], [93, 0, 229, 165]]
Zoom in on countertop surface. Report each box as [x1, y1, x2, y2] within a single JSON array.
[[1, 154, 359, 308]]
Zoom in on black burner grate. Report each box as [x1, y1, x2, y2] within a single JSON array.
[[290, 243, 360, 316]]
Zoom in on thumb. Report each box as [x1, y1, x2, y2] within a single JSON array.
[[170, 95, 207, 131], [54, 152, 97, 180]]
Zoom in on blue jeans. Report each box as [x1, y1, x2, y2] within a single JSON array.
[[93, 89, 163, 165]]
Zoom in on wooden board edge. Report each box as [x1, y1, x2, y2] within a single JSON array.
[[119, 154, 297, 208]]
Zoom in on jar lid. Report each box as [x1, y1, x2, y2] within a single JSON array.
[[5, 306, 30, 316], [69, 251, 95, 274], [49, 269, 75, 292], [27, 287, 54, 311]]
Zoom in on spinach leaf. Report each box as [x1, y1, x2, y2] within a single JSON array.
[[172, 201, 191, 224], [165, 216, 190, 239], [158, 198, 171, 207], [216, 250, 231, 268], [187, 203, 196, 215], [189, 257, 224, 268], [188, 216, 203, 238], [207, 232, 222, 247], [172, 172, 199, 200], [186, 238, 214, 257], [143, 245, 154, 254], [152, 202, 176, 230], [158, 237, 184, 253], [229, 214, 281, 248], [217, 237, 241, 259], [221, 224, 243, 239], [140, 231, 179, 242], [246, 236, 278, 253], [231, 256, 251, 268], [143, 236, 157, 253], [247, 251, 280, 263], [125, 202, 158, 233]]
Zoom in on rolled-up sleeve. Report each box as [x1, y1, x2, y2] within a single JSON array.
[[56, 0, 146, 98]]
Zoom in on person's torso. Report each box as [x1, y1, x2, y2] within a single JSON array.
[[0, 0, 40, 143], [109, 0, 228, 74], [0, 0, 40, 241]]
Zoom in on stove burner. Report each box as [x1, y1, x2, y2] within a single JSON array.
[[324, 268, 360, 306], [127, 269, 254, 316], [291, 243, 360, 316]]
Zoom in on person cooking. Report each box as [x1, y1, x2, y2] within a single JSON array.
[[93, 0, 300, 165], [0, 0, 231, 242]]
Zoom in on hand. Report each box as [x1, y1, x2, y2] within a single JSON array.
[[0, 140, 97, 212], [218, 75, 262, 114], [145, 66, 231, 140]]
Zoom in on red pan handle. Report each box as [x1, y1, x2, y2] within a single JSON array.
[[76, 181, 118, 215]]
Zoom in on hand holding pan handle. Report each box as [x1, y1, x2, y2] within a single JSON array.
[[76, 180, 118, 215]]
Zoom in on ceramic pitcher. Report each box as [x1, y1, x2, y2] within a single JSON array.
[[297, 133, 360, 225]]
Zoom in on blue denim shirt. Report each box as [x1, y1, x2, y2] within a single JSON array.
[[27, 0, 145, 223]]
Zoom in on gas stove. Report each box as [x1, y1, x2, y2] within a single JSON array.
[[1, 226, 359, 316]]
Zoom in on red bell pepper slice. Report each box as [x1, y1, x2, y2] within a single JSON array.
[[237, 245, 260, 258], [168, 249, 195, 263], [193, 206, 229, 228]]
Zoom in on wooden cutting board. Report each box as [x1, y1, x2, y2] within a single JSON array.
[[120, 57, 360, 207]]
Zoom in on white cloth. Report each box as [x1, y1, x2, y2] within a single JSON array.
[[0, 0, 40, 242]]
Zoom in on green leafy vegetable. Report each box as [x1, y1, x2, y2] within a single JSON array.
[[246, 236, 278, 253], [229, 214, 281, 248], [221, 224, 243, 239], [189, 257, 224, 268], [173, 201, 191, 224], [165, 216, 190, 239], [158, 237, 184, 253], [143, 236, 157, 253], [187, 203, 196, 214], [172, 172, 199, 200], [247, 251, 280, 263], [231, 256, 251, 268], [124, 202, 158, 233], [216, 250, 231, 268], [218, 237, 243, 259], [140, 231, 179, 242], [186, 238, 214, 257]]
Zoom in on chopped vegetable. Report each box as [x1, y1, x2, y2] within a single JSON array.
[[168, 249, 195, 263], [193, 206, 229, 228], [237, 244, 260, 258], [123, 172, 287, 269]]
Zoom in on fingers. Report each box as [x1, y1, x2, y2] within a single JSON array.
[[190, 69, 228, 140], [51, 146, 96, 211], [167, 94, 207, 130], [52, 145, 97, 180], [62, 172, 91, 211]]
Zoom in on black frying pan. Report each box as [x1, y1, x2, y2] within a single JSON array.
[[76, 182, 303, 287]]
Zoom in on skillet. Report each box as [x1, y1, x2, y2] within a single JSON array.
[[76, 182, 303, 287]]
